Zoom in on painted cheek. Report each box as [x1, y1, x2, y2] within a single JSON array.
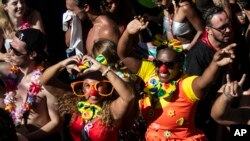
[[159, 65, 168, 73]]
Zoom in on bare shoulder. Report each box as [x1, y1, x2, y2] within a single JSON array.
[[179, 1, 194, 12], [97, 15, 120, 34]]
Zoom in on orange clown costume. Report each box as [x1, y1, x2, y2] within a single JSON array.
[[137, 60, 207, 140]]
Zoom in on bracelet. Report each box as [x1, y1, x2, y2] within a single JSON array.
[[223, 92, 234, 100], [102, 66, 111, 76]]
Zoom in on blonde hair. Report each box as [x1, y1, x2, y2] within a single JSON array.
[[0, 7, 13, 38]]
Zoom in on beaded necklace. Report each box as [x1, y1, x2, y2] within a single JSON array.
[[4, 66, 43, 127]]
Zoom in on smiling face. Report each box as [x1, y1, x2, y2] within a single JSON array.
[[82, 79, 108, 104], [4, 0, 26, 19], [154, 48, 182, 83]]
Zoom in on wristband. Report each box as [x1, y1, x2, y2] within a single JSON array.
[[102, 66, 111, 76]]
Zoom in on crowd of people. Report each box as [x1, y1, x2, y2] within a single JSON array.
[[0, 0, 249, 141]]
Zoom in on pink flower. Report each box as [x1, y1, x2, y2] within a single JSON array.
[[21, 22, 30, 30]]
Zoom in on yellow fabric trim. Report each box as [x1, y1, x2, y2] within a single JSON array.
[[182, 76, 199, 102], [137, 60, 156, 82]]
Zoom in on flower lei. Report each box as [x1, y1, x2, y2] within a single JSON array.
[[77, 101, 102, 122], [4, 66, 44, 127], [20, 16, 31, 30]]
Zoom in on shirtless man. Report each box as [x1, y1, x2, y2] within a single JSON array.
[[0, 28, 61, 141], [65, 0, 120, 55]]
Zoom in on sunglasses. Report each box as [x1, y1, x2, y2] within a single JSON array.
[[9, 43, 27, 56], [208, 23, 232, 34], [153, 59, 175, 68], [71, 80, 114, 97]]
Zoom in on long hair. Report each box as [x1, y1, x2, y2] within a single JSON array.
[[92, 39, 127, 71], [0, 7, 14, 38]]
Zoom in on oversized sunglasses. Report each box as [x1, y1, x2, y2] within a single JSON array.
[[71, 80, 114, 97], [153, 59, 175, 68]]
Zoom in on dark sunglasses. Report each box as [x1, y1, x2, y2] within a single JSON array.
[[153, 59, 175, 68], [9, 43, 27, 56]]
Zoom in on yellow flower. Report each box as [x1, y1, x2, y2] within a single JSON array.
[[164, 130, 172, 138], [168, 110, 175, 117], [176, 117, 185, 126]]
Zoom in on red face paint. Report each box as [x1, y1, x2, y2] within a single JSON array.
[[159, 65, 168, 73]]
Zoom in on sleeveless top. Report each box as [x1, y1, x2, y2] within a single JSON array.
[[137, 60, 207, 140], [163, 16, 195, 38], [70, 114, 119, 141]]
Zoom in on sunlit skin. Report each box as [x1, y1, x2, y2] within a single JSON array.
[[155, 49, 181, 83]]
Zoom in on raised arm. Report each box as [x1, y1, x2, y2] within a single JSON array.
[[117, 17, 148, 73], [183, 3, 204, 50], [40, 55, 81, 85], [211, 74, 250, 125], [81, 55, 135, 124], [192, 43, 236, 99], [27, 90, 61, 140]]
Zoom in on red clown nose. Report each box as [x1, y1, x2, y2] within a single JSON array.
[[159, 65, 168, 73], [89, 88, 98, 96]]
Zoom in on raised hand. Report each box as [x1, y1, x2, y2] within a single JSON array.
[[126, 16, 149, 35], [80, 55, 103, 74], [213, 43, 236, 66], [64, 54, 83, 74], [222, 74, 246, 98]]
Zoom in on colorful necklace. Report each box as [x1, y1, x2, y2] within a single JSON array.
[[77, 101, 102, 122], [4, 66, 43, 127], [143, 75, 177, 108]]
